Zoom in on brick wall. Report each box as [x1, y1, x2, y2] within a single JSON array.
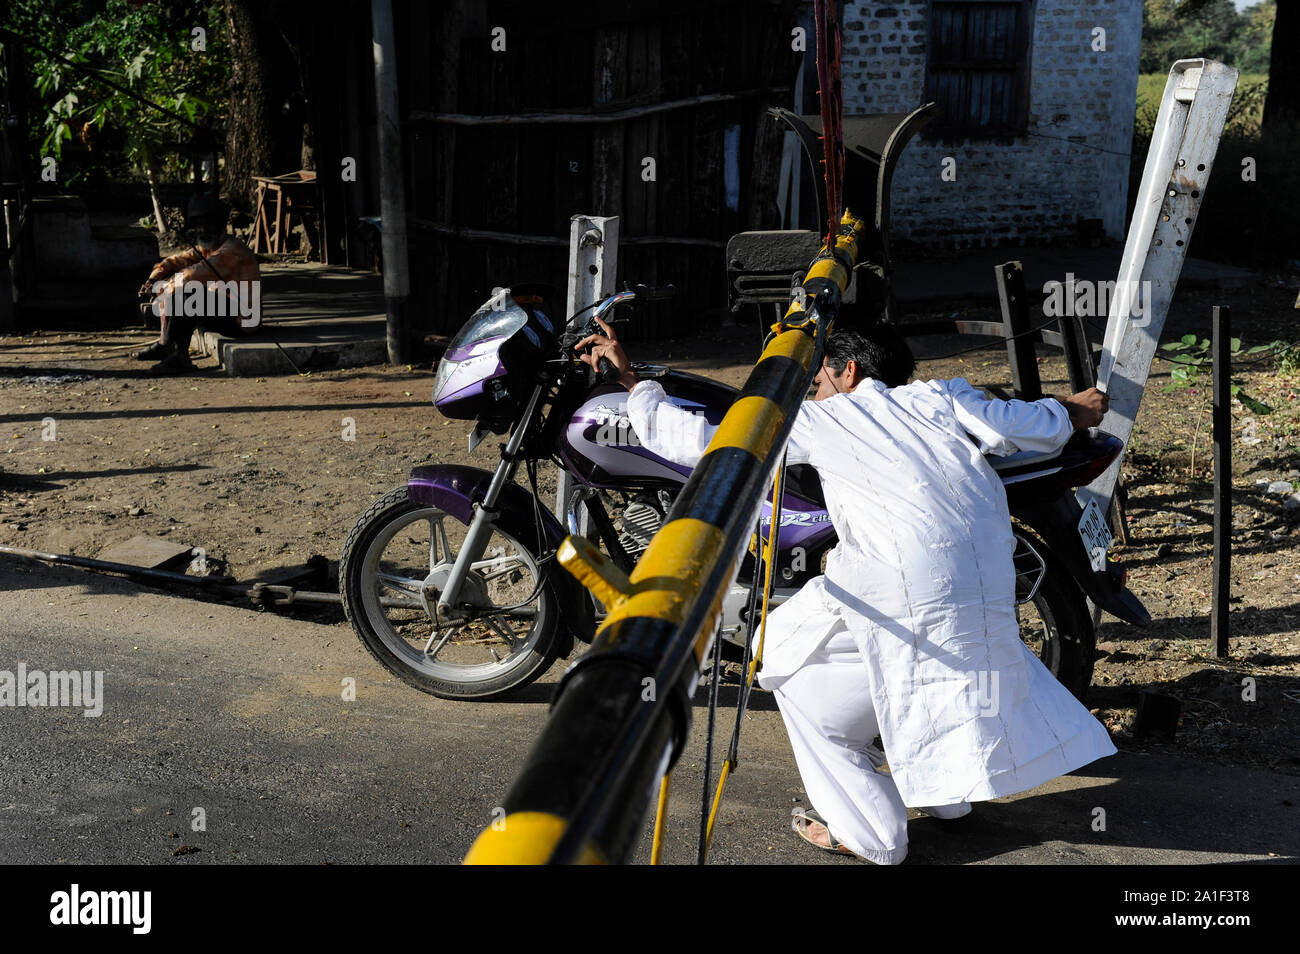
[[838, 0, 1142, 246]]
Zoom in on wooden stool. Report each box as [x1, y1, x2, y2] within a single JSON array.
[[250, 170, 319, 254]]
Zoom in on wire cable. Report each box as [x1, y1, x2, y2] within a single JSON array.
[[911, 314, 1069, 360], [1024, 129, 1132, 158]]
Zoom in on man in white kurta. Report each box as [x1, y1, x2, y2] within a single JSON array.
[[578, 322, 1118, 864]]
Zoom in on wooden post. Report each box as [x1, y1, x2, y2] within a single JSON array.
[[2, 34, 36, 304], [995, 261, 1041, 400], [1211, 305, 1231, 658], [1058, 307, 1095, 396], [371, 0, 412, 364], [0, 222, 13, 333]]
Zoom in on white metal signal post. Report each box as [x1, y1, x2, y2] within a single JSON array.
[[1081, 59, 1238, 530]]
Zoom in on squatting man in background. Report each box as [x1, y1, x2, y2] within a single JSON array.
[[576, 317, 1115, 863], [135, 192, 261, 375]]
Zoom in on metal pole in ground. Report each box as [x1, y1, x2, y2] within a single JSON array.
[[555, 215, 618, 534], [1211, 305, 1231, 659], [1057, 307, 1095, 397], [995, 261, 1041, 400], [1055, 300, 1133, 549]]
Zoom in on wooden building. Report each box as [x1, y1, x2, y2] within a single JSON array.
[[312, 0, 801, 339]]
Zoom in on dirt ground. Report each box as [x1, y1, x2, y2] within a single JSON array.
[[2, 277, 1298, 776]]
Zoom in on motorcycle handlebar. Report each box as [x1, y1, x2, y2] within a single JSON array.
[[632, 283, 676, 302], [596, 355, 622, 385], [587, 283, 678, 323], [571, 282, 678, 382]]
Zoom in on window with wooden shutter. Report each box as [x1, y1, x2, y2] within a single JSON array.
[[924, 0, 1034, 138]]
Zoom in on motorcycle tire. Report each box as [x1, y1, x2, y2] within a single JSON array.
[[340, 485, 560, 700]]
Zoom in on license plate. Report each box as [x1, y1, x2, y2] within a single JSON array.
[[1078, 499, 1112, 572]]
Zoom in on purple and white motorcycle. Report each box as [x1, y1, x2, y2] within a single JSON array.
[[340, 286, 1149, 700]]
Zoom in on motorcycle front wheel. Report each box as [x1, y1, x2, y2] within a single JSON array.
[[340, 486, 559, 700]]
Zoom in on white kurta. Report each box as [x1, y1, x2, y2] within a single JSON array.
[[628, 376, 1117, 853]]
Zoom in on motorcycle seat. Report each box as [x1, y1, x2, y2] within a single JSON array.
[[986, 446, 1066, 472], [789, 446, 1070, 502]]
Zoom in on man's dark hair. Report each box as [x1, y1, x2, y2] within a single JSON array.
[[824, 325, 915, 387]]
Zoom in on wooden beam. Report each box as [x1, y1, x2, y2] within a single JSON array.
[[409, 217, 723, 247], [408, 89, 782, 126]]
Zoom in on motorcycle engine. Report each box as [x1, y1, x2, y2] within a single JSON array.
[[618, 494, 668, 559]]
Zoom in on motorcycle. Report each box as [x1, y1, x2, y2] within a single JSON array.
[[340, 285, 1150, 701]]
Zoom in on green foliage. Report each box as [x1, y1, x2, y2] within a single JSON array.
[[1141, 0, 1275, 74], [1276, 341, 1300, 376], [1236, 1, 1278, 74], [1, 0, 229, 189], [1136, 73, 1270, 139], [1159, 333, 1282, 414]]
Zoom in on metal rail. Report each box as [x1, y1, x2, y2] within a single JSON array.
[[463, 211, 866, 865]]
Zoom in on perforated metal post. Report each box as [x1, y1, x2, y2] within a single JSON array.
[[1082, 59, 1238, 519]]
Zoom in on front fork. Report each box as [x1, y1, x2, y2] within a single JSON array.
[[435, 384, 546, 620]]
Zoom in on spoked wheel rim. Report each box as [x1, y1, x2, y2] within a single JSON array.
[[1018, 590, 1062, 676], [357, 504, 548, 687]]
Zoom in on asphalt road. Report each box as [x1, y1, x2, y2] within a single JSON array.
[[1, 562, 1295, 865]]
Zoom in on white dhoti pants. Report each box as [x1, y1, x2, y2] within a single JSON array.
[[772, 624, 911, 864], [759, 579, 970, 865]]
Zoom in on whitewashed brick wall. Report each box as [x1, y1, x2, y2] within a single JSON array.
[[838, 0, 1142, 246]]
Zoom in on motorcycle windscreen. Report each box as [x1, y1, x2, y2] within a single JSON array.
[[432, 297, 529, 419]]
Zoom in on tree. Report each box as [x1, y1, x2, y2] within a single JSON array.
[[1141, 0, 1245, 73], [222, 0, 311, 213], [4, 0, 228, 232], [1234, 2, 1276, 74], [1263, 0, 1298, 129]]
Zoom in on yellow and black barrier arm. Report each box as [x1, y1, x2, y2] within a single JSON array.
[[464, 211, 865, 865]]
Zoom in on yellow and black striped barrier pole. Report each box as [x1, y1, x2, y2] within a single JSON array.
[[464, 211, 865, 865]]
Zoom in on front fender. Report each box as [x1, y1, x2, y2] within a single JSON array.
[[408, 464, 596, 649], [1012, 493, 1151, 626]]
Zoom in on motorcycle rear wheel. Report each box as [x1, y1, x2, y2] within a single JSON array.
[[340, 486, 559, 700], [1015, 538, 1095, 701]]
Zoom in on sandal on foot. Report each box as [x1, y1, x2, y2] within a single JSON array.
[[132, 341, 170, 361], [791, 807, 858, 856]]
